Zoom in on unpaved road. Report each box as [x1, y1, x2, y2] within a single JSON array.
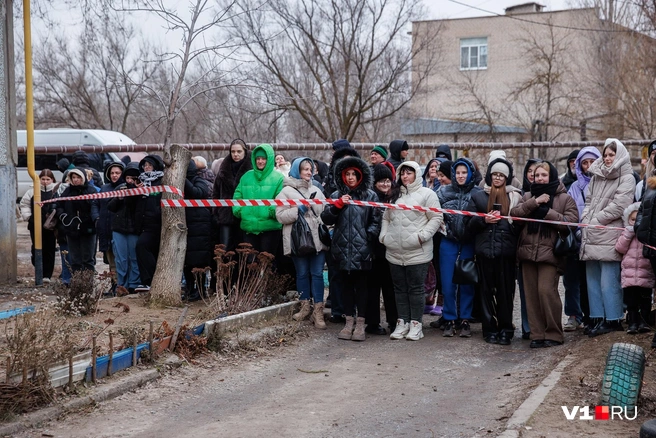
[[18, 322, 570, 438]]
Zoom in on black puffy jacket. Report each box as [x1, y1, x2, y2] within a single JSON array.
[[108, 162, 142, 235], [98, 163, 125, 252], [185, 161, 213, 268], [212, 152, 252, 226], [137, 155, 165, 234], [55, 169, 99, 237], [467, 192, 521, 258], [321, 156, 381, 271], [437, 158, 481, 243], [636, 176, 656, 257]]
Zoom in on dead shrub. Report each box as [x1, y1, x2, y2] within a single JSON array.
[[54, 269, 112, 316]]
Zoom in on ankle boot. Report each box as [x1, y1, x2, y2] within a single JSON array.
[[338, 316, 355, 340], [584, 318, 601, 336], [351, 317, 366, 341], [588, 319, 611, 337], [627, 311, 639, 334], [292, 300, 312, 321], [310, 302, 327, 329]]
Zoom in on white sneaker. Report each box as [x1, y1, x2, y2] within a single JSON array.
[[390, 319, 410, 340], [42, 278, 51, 284], [406, 320, 424, 341], [563, 316, 578, 332], [135, 285, 151, 292]]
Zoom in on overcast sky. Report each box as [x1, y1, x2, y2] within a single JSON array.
[[425, 0, 572, 20]]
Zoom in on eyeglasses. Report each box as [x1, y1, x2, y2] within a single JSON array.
[[491, 173, 506, 179], [376, 179, 392, 185]]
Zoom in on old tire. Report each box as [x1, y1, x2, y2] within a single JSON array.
[[600, 342, 645, 410], [640, 419, 656, 438]]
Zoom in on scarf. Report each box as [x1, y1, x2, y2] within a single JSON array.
[[527, 180, 559, 236], [139, 170, 164, 187]]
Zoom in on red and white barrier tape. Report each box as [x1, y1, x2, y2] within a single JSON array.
[[160, 197, 625, 231], [39, 185, 183, 205]]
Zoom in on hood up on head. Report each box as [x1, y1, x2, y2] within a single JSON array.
[[104, 161, 125, 182], [435, 144, 452, 161], [623, 202, 641, 226], [333, 156, 372, 196], [451, 157, 476, 188], [250, 144, 276, 181], [397, 161, 423, 194], [139, 154, 165, 173], [389, 140, 409, 161], [289, 157, 315, 180], [485, 157, 514, 187]]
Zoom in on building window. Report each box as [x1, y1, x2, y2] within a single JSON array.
[[460, 37, 487, 70]]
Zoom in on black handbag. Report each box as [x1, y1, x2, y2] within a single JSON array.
[[293, 188, 331, 247], [453, 246, 478, 285], [291, 212, 317, 257], [554, 227, 579, 257]]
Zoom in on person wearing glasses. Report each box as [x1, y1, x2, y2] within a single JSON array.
[[467, 157, 522, 345], [381, 162, 443, 341]]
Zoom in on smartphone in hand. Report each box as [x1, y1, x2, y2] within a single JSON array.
[[492, 203, 502, 212]]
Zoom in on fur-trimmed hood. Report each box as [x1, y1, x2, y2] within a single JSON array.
[[333, 156, 372, 196], [647, 176, 656, 190], [623, 202, 642, 226]]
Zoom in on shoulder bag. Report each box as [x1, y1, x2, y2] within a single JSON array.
[[453, 245, 479, 285], [554, 227, 579, 257], [293, 187, 331, 247]]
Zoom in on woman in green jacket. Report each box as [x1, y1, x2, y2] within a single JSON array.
[[233, 144, 285, 256]]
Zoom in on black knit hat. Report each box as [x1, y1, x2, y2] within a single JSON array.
[[72, 150, 89, 166], [373, 163, 393, 183], [649, 140, 656, 158], [438, 160, 453, 180], [567, 149, 580, 163]]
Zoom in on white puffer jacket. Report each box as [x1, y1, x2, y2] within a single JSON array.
[[380, 161, 443, 266]]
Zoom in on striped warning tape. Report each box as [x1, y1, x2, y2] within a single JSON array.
[[38, 185, 183, 205]]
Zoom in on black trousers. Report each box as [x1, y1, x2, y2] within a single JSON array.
[[366, 257, 397, 327], [341, 270, 368, 318], [30, 227, 57, 278], [478, 255, 516, 337], [136, 230, 160, 286]]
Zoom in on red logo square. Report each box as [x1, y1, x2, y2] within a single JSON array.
[[595, 406, 609, 420]]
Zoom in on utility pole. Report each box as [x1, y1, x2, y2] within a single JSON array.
[[0, 0, 17, 285]]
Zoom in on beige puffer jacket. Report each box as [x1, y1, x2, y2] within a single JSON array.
[[380, 161, 443, 266], [275, 176, 329, 257], [580, 138, 636, 262]]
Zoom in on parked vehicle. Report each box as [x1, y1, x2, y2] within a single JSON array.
[[16, 129, 141, 199]]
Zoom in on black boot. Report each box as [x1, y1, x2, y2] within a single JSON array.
[[584, 318, 601, 336], [627, 311, 639, 334], [588, 319, 612, 337]]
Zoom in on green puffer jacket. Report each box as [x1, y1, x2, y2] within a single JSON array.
[[233, 144, 284, 234]]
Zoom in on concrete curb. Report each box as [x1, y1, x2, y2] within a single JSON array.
[[499, 355, 576, 437], [203, 301, 299, 336], [0, 368, 161, 436]]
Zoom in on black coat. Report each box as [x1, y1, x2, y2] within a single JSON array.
[[56, 183, 99, 237], [321, 156, 381, 271], [212, 153, 252, 226], [636, 176, 656, 257], [98, 181, 123, 252], [108, 188, 141, 235], [437, 158, 482, 243], [185, 163, 213, 268], [467, 190, 519, 258]]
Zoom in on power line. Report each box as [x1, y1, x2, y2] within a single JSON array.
[[445, 0, 641, 34]]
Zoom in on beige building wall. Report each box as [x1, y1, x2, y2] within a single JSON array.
[[411, 8, 601, 142]]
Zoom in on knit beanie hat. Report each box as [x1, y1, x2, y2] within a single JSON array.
[[488, 150, 506, 164], [254, 149, 267, 159], [490, 161, 510, 178], [567, 149, 581, 163], [371, 145, 388, 160], [373, 163, 393, 183], [332, 139, 351, 151], [438, 160, 453, 179], [72, 150, 90, 166]]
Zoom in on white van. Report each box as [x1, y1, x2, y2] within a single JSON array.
[[16, 129, 142, 199]]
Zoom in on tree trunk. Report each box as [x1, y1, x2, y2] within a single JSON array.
[[149, 144, 191, 307]]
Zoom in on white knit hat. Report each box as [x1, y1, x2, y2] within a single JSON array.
[[488, 150, 507, 164], [490, 162, 510, 178]]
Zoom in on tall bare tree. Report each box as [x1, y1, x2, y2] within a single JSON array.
[[110, 0, 238, 306], [231, 0, 439, 141]]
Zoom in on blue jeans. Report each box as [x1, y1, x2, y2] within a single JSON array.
[[586, 260, 623, 321], [59, 243, 72, 285], [440, 239, 475, 321], [292, 251, 326, 303], [112, 232, 141, 289], [562, 255, 583, 322]]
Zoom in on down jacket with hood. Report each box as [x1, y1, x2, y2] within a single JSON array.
[[616, 202, 655, 289], [56, 168, 100, 237], [107, 162, 142, 235], [567, 146, 601, 217], [233, 144, 284, 235], [20, 182, 57, 231], [275, 158, 329, 257], [380, 161, 443, 266], [437, 158, 482, 243], [467, 158, 523, 258], [184, 160, 213, 268], [98, 162, 125, 252], [580, 139, 636, 262], [137, 155, 165, 234], [510, 179, 579, 271], [321, 156, 381, 271], [387, 140, 408, 170], [212, 148, 252, 227], [636, 176, 656, 257]]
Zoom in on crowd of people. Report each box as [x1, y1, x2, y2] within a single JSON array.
[[19, 137, 656, 348]]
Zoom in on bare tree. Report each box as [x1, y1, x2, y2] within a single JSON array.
[[449, 71, 500, 141], [231, 0, 439, 141], [109, 0, 238, 307]]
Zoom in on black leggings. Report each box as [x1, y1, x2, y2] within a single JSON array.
[[341, 270, 368, 318]]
